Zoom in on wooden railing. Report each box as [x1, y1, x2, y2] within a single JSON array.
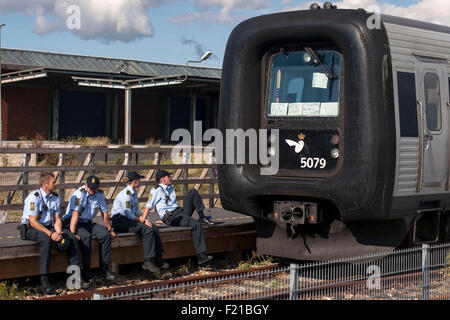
[[0, 147, 219, 223]]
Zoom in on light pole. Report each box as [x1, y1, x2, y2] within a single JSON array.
[[0, 24, 5, 147], [184, 51, 212, 81]]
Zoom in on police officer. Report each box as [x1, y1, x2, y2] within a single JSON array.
[[111, 171, 168, 272], [143, 170, 214, 266], [62, 175, 115, 282], [20, 172, 81, 294]]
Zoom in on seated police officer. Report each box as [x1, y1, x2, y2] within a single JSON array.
[[143, 170, 214, 266], [111, 171, 169, 272], [62, 175, 115, 283], [20, 172, 81, 294]]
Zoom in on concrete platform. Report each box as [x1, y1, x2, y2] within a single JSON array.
[[0, 208, 256, 280]]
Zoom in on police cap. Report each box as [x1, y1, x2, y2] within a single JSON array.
[[56, 233, 71, 252], [155, 170, 172, 182], [87, 175, 100, 189], [127, 171, 145, 182]]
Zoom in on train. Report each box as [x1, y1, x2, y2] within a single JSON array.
[[217, 3, 450, 260]]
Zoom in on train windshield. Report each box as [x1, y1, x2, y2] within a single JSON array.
[[267, 49, 341, 118]]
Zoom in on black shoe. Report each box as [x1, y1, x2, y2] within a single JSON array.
[[142, 261, 161, 272], [197, 253, 213, 265], [199, 217, 217, 226], [97, 266, 115, 281], [40, 274, 54, 295], [156, 258, 170, 269], [82, 267, 92, 282]]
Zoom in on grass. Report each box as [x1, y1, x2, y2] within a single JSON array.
[[0, 281, 31, 300], [238, 251, 274, 270]]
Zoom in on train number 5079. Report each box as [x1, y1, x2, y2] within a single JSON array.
[[300, 157, 327, 169]]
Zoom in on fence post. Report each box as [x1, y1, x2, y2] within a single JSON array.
[[22, 153, 31, 204], [92, 293, 103, 300], [422, 244, 430, 300], [289, 263, 299, 300]]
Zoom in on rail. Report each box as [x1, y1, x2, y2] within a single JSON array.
[[40, 242, 450, 300]]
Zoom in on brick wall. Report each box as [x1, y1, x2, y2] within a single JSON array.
[[1, 86, 49, 140], [117, 92, 163, 144]]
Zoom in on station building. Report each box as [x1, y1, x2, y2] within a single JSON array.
[[0, 48, 221, 144]]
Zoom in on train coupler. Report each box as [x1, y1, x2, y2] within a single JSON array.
[[272, 201, 321, 226]]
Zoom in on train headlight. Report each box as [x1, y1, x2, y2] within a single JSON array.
[[268, 147, 277, 157], [331, 133, 340, 146], [303, 53, 312, 63], [331, 148, 340, 159], [269, 134, 277, 144]]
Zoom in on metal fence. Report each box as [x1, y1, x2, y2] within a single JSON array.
[[91, 243, 450, 300]]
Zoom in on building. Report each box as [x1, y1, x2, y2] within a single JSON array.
[[0, 48, 221, 144]]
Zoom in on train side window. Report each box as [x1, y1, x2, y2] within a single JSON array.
[[424, 72, 442, 132], [397, 72, 418, 137]]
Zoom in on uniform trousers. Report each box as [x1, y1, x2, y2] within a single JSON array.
[[25, 225, 81, 275], [63, 220, 112, 270], [163, 189, 206, 254], [112, 215, 163, 260]]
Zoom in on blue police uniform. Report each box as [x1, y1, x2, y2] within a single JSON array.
[[21, 188, 81, 275], [146, 185, 207, 254], [63, 186, 112, 275], [111, 185, 163, 261]]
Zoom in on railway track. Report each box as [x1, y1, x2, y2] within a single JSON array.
[[39, 264, 282, 300], [38, 262, 450, 300]]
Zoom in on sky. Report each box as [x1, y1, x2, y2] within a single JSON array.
[[0, 0, 449, 69]]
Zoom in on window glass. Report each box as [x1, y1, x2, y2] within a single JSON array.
[[267, 50, 341, 118], [424, 72, 441, 131], [397, 72, 418, 137]]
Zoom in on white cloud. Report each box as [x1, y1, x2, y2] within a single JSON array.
[[283, 0, 450, 27], [170, 0, 270, 24], [0, 0, 175, 42]]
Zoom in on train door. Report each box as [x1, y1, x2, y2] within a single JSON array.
[[416, 59, 448, 189]]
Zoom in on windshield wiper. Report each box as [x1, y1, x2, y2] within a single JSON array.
[[304, 46, 338, 80]]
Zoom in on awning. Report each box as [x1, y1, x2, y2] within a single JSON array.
[[1, 68, 48, 84]]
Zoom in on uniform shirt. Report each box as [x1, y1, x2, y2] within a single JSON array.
[[111, 185, 141, 220], [21, 188, 60, 227], [146, 184, 179, 219], [63, 186, 109, 223]]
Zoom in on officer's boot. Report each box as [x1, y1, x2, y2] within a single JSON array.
[[98, 264, 115, 281], [155, 255, 170, 269], [197, 252, 213, 265], [40, 274, 53, 294], [81, 266, 93, 289], [142, 259, 161, 272]]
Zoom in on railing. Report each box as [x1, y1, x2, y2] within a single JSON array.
[[91, 243, 450, 300], [0, 147, 219, 223]]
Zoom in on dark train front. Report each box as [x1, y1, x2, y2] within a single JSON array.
[[217, 6, 405, 260]]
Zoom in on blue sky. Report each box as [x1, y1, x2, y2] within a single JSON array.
[[0, 0, 446, 69]]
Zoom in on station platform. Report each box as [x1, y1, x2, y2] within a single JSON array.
[[0, 209, 256, 280]]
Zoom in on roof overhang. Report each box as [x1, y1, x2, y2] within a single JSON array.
[[71, 74, 219, 90], [1, 68, 48, 84]]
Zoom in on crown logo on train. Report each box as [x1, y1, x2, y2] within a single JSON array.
[[298, 133, 306, 140]]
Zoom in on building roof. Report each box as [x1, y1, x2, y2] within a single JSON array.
[[0, 48, 222, 79]]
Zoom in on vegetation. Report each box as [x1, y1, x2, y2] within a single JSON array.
[[0, 281, 30, 300]]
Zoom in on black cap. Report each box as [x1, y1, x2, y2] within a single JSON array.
[[127, 171, 145, 182], [56, 233, 71, 252], [86, 175, 100, 189], [155, 170, 171, 182]]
